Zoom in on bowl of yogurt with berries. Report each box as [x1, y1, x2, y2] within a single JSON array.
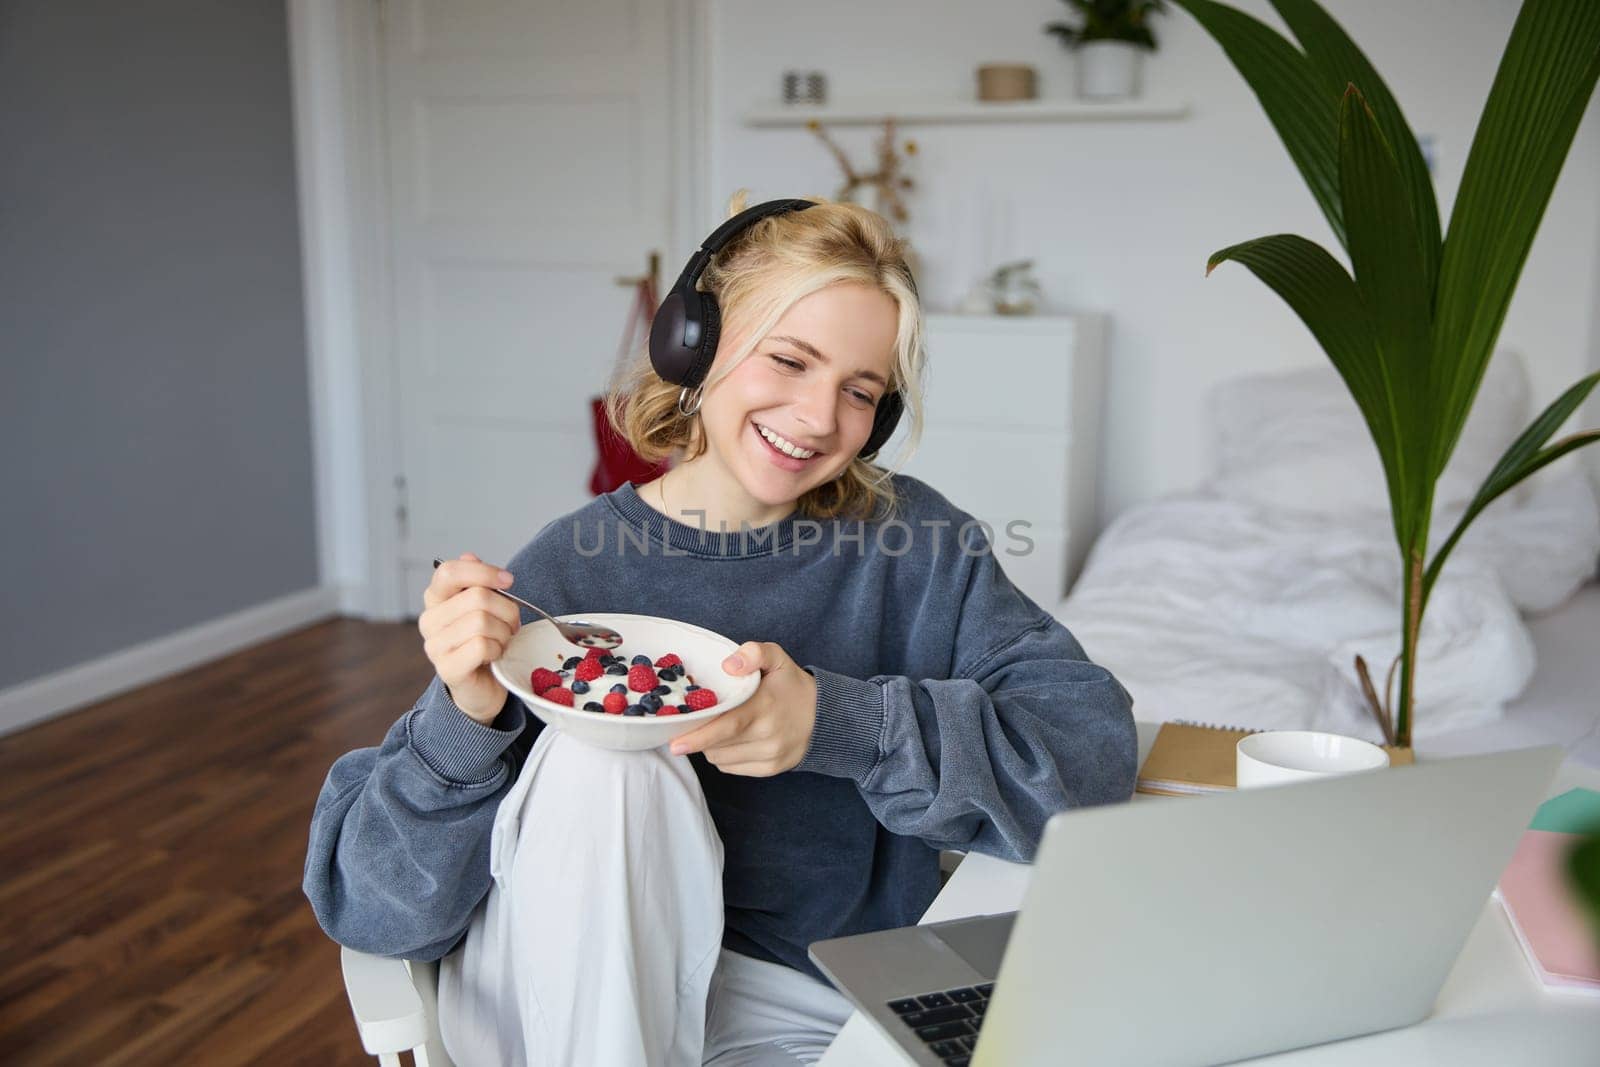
[[491, 612, 759, 751]]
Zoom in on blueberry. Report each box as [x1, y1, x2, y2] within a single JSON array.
[[630, 654, 652, 666], [657, 667, 678, 681], [653, 684, 671, 696], [609, 683, 627, 695], [563, 656, 582, 670], [623, 704, 646, 717], [571, 680, 590, 694], [685, 684, 700, 692], [582, 701, 603, 713], [605, 665, 628, 676], [676, 703, 692, 714], [640, 693, 663, 711]]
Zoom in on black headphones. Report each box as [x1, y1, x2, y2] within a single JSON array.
[[647, 198, 906, 461]]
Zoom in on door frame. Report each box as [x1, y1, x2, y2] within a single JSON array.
[[287, 0, 713, 620]]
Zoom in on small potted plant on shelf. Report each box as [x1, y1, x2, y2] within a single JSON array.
[[1045, 0, 1168, 100]]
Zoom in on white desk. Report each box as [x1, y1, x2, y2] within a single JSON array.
[[819, 723, 1600, 1066]]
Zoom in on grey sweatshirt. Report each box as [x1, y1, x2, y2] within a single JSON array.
[[302, 474, 1136, 980]]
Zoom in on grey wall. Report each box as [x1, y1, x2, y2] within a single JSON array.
[[0, 0, 318, 689]]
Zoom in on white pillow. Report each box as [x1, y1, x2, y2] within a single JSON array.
[[1206, 349, 1530, 517]]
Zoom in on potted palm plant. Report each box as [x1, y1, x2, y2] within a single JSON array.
[[1174, 0, 1600, 749], [1046, 0, 1168, 100]]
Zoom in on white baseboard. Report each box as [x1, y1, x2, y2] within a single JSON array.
[[335, 581, 372, 617], [0, 586, 341, 739]]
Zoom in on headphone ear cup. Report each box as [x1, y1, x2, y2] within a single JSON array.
[[648, 286, 722, 390], [653, 198, 816, 388], [648, 291, 692, 384], [862, 390, 904, 459], [686, 292, 721, 387]]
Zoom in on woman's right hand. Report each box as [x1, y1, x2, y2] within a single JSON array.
[[419, 552, 522, 724]]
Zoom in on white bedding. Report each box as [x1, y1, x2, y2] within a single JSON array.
[[1054, 353, 1600, 745]]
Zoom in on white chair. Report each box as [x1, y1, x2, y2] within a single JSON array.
[[340, 947, 456, 1066]]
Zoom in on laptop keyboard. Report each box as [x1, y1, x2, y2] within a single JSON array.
[[885, 982, 992, 1065]]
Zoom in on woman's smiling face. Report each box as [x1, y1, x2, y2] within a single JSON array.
[[698, 283, 899, 510]]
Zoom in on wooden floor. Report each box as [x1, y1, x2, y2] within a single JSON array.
[[0, 618, 434, 1065]]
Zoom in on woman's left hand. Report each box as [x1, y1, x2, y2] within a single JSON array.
[[669, 641, 817, 776]]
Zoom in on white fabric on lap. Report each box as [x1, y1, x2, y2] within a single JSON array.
[[437, 728, 725, 1067]]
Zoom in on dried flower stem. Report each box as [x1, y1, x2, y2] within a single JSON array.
[[806, 117, 917, 223]]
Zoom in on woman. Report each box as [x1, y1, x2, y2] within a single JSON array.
[[303, 191, 1137, 1066]]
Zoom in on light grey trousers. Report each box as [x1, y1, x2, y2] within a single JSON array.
[[703, 947, 855, 1065], [438, 728, 854, 1066]]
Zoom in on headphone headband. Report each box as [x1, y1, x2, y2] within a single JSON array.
[[667, 197, 817, 297], [648, 198, 907, 460]]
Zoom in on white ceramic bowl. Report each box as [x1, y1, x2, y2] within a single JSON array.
[[490, 612, 759, 751], [1235, 730, 1390, 789]]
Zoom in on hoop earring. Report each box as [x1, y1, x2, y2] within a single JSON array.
[[677, 383, 705, 417]]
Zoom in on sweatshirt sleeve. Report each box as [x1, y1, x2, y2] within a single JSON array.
[[301, 675, 542, 960], [795, 527, 1137, 862]]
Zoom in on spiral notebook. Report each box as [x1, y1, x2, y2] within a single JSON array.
[[1136, 720, 1415, 797]]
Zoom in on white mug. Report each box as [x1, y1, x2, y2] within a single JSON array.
[[1235, 730, 1389, 789]]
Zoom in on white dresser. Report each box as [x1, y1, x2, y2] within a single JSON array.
[[880, 313, 1106, 610]]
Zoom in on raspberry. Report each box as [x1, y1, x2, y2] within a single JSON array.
[[543, 687, 574, 707], [584, 646, 607, 660], [627, 664, 659, 693], [530, 667, 563, 694], [654, 653, 683, 669], [573, 658, 603, 682], [655, 706, 680, 716], [602, 692, 627, 714], [684, 688, 718, 711]]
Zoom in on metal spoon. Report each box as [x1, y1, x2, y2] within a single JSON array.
[[431, 557, 623, 650]]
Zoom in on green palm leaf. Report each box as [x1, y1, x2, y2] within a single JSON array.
[[1570, 832, 1600, 946], [1425, 371, 1600, 603], [1266, 0, 1441, 293], [1172, 0, 1343, 245], [1337, 86, 1435, 545], [1430, 0, 1600, 478], [1205, 234, 1404, 527]]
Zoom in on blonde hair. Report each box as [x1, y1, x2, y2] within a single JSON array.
[[603, 190, 926, 522]]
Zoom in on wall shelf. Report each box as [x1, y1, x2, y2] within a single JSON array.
[[742, 97, 1190, 127]]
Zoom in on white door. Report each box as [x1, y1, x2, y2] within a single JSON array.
[[380, 0, 681, 606]]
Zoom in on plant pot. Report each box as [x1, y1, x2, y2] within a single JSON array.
[[1076, 41, 1144, 100], [977, 63, 1037, 102]]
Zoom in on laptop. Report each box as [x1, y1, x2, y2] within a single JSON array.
[[809, 744, 1562, 1067]]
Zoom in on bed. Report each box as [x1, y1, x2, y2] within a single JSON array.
[[1052, 351, 1600, 764]]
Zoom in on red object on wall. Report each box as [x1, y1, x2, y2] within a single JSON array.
[[589, 275, 671, 495], [589, 393, 668, 495]]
